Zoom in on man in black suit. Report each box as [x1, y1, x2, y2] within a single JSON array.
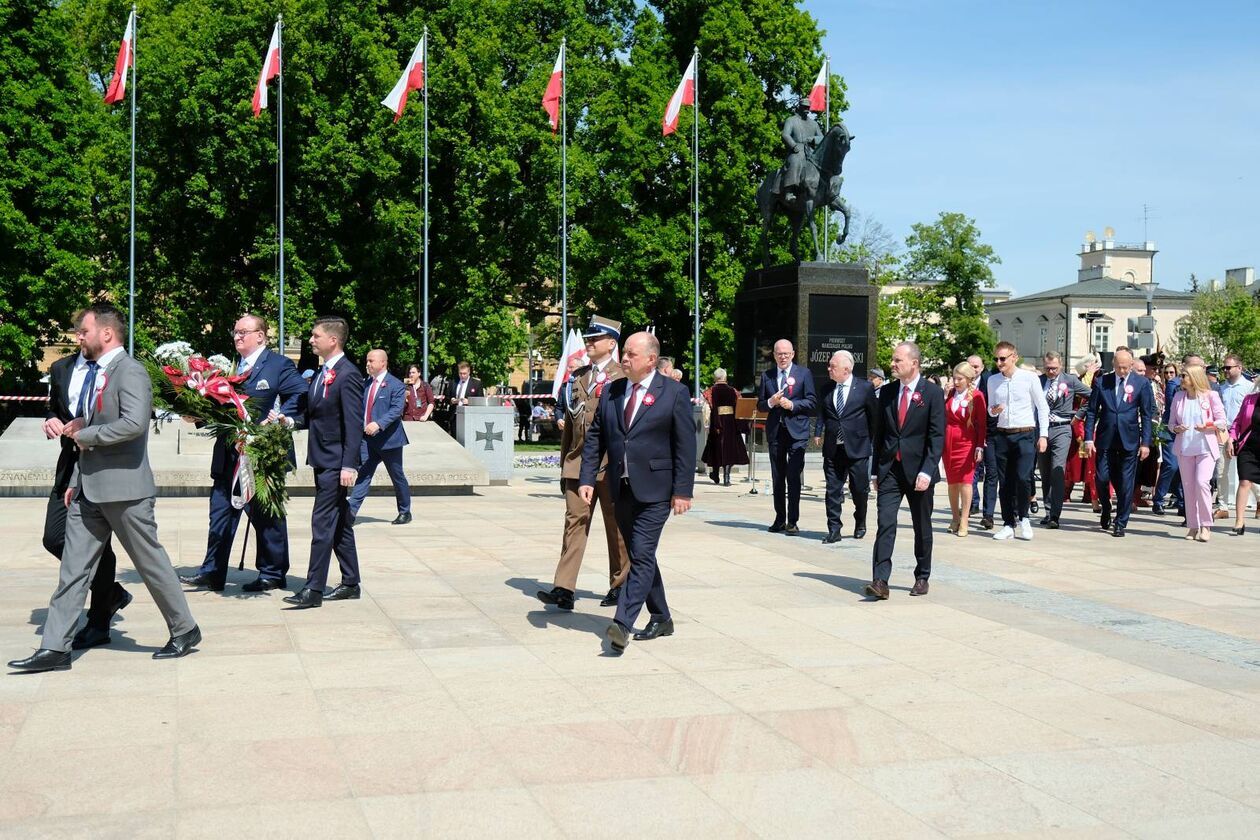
[[813, 349, 879, 543], [579, 332, 695, 653], [867, 341, 945, 600], [280, 317, 365, 608], [39, 326, 131, 649], [181, 313, 306, 593], [442, 361, 484, 433], [1084, 346, 1154, 537], [756, 339, 816, 534]]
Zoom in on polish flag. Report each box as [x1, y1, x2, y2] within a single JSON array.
[[662, 53, 696, 136], [809, 59, 828, 112], [252, 23, 281, 117], [541, 44, 563, 132], [103, 10, 135, 105], [551, 329, 589, 400], [381, 34, 425, 122]]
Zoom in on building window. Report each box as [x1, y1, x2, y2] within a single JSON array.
[[1056, 325, 1065, 351], [1092, 323, 1111, 352], [1039, 326, 1048, 354]]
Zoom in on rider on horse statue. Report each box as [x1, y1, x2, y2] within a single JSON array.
[[775, 98, 823, 206]]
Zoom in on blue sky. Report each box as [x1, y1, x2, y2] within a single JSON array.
[[804, 0, 1260, 295]]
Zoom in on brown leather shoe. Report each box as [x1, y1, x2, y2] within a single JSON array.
[[864, 580, 889, 600], [910, 578, 929, 596]]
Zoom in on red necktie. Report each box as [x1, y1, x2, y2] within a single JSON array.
[[898, 385, 910, 427], [623, 383, 640, 427], [365, 379, 379, 424]]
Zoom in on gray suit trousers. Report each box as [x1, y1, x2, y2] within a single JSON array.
[[42, 494, 196, 652]]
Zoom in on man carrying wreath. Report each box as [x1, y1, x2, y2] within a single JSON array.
[[180, 314, 306, 593]]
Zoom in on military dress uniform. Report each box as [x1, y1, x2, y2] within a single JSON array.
[[537, 317, 631, 610]]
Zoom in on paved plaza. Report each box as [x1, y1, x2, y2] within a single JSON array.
[[4, 464, 1260, 838]]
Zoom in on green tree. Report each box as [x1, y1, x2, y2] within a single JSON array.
[[1175, 282, 1260, 365]]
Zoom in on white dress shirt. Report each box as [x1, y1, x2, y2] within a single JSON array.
[[66, 353, 91, 418], [987, 368, 1049, 436], [621, 371, 656, 477]]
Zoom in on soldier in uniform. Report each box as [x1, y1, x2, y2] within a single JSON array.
[[536, 316, 631, 611], [778, 99, 823, 205]]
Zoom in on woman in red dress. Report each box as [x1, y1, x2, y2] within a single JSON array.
[[943, 362, 987, 537]]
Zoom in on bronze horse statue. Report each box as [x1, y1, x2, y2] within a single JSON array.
[[757, 122, 853, 266]]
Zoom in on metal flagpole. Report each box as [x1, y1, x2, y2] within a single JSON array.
[[276, 14, 285, 355], [127, 4, 137, 355], [422, 27, 430, 380], [560, 38, 568, 345], [692, 47, 700, 401], [823, 55, 830, 264]]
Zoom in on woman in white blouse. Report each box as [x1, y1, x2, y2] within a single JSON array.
[[1170, 365, 1228, 542]]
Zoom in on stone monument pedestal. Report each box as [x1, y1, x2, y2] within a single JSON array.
[[455, 401, 514, 485], [734, 262, 878, 391]]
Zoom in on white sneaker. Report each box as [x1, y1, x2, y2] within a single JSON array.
[[993, 525, 1015, 540], [1018, 519, 1033, 540]]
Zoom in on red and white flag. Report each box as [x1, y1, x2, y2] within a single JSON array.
[[103, 10, 135, 105], [662, 53, 696, 136], [251, 23, 281, 117], [809, 59, 828, 112], [382, 33, 425, 122], [542, 44, 563, 132], [551, 329, 589, 400]]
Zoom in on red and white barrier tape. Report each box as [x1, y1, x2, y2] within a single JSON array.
[[0, 396, 49, 402]]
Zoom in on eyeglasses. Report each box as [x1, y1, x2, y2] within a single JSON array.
[[1044, 367, 1060, 373], [1224, 364, 1241, 370], [996, 355, 1011, 363], [232, 329, 262, 337]]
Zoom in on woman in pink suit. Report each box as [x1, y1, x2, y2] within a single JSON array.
[[943, 362, 987, 537], [1170, 365, 1228, 542], [1227, 382, 1260, 536]]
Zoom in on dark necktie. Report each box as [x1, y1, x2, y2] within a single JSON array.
[[624, 383, 641, 427], [835, 382, 846, 414], [76, 361, 99, 419]]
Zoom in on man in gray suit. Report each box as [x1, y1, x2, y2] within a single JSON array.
[[8, 304, 201, 673], [1037, 351, 1091, 528]]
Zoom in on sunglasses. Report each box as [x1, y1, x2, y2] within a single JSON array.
[[996, 355, 1011, 363]]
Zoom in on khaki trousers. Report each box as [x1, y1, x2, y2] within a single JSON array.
[[554, 476, 630, 592]]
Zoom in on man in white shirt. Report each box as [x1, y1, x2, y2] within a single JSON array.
[[1218, 353, 1259, 518], [986, 342, 1049, 541]]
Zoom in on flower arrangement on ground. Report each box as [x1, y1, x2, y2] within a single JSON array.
[[144, 342, 293, 517]]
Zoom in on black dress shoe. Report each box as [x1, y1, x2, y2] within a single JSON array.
[[822, 531, 842, 544], [153, 626, 201, 659], [599, 587, 620, 607], [709, 469, 720, 485], [536, 586, 576, 610], [283, 588, 323, 609], [1112, 525, 1126, 538], [853, 526, 867, 539], [391, 512, 413, 525], [1046, 520, 1060, 530], [241, 577, 285, 593], [633, 618, 674, 640], [1039, 516, 1052, 526], [1151, 503, 1166, 515], [8, 649, 71, 672], [72, 626, 111, 650], [110, 585, 133, 617], [1100, 513, 1112, 531], [979, 517, 994, 530], [767, 521, 786, 533], [605, 621, 630, 652], [326, 584, 361, 601], [180, 573, 225, 592], [784, 522, 800, 535], [1029, 500, 1040, 514]]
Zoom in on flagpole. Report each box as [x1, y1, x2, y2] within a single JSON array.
[[692, 47, 700, 402], [127, 5, 137, 355], [823, 55, 830, 264], [422, 27, 430, 381], [560, 38, 568, 346], [276, 14, 285, 355]]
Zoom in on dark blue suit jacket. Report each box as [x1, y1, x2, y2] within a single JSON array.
[[211, 349, 306, 478], [757, 364, 816, 441], [297, 356, 365, 471], [1086, 372, 1154, 451], [812, 376, 879, 459], [579, 374, 696, 504], [361, 372, 409, 455]]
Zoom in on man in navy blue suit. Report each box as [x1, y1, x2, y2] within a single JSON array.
[[813, 349, 878, 543], [579, 332, 695, 653], [757, 339, 816, 534], [280, 317, 365, 608], [347, 349, 411, 525], [1085, 346, 1155, 538], [181, 314, 306, 593]]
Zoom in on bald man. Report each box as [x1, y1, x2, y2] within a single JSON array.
[[348, 349, 412, 525], [757, 339, 816, 533]]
